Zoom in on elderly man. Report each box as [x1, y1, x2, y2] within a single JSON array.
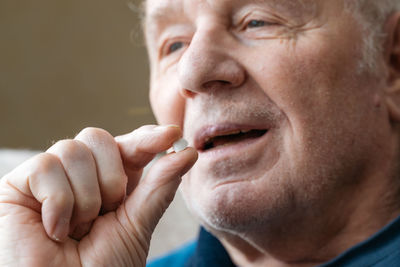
[[1, 0, 400, 266]]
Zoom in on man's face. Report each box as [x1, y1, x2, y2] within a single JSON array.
[[145, 0, 387, 232]]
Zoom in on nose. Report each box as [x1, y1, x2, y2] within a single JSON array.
[[178, 29, 246, 97]]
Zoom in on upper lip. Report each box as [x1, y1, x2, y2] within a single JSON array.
[[194, 123, 269, 151]]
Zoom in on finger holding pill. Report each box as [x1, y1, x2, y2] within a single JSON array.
[[0, 124, 198, 267]]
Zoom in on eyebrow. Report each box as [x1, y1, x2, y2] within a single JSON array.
[[144, 2, 185, 43], [145, 2, 185, 29], [145, 0, 316, 36]]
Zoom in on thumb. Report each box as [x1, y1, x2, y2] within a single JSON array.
[[118, 147, 198, 248]]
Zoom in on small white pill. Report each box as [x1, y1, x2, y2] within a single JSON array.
[[173, 138, 188, 152]]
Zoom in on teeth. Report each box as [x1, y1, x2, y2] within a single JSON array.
[[206, 129, 251, 141], [203, 129, 254, 149], [219, 129, 252, 135], [219, 130, 241, 136]]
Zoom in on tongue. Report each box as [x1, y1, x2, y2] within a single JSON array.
[[210, 130, 267, 148]]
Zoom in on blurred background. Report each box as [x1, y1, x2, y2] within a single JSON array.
[[0, 1, 198, 259], [0, 0, 154, 150]]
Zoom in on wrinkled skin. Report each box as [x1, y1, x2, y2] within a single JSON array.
[[146, 0, 400, 265]]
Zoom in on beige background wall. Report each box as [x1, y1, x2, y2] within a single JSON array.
[[0, 0, 155, 150]]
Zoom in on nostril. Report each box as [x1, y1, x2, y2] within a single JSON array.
[[203, 80, 231, 90], [180, 88, 196, 98], [217, 80, 231, 84]]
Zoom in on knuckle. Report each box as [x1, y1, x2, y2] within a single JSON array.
[[29, 152, 62, 177], [51, 139, 76, 151], [78, 127, 103, 137], [76, 127, 114, 146], [49, 139, 92, 163]]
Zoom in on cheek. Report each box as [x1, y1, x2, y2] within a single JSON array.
[[243, 33, 373, 164], [150, 74, 186, 126], [247, 32, 364, 129]]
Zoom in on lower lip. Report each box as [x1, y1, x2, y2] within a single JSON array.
[[198, 131, 271, 160]]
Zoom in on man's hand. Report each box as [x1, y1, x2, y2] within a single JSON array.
[[0, 125, 198, 267]]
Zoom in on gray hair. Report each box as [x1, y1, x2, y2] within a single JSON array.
[[345, 0, 400, 74]]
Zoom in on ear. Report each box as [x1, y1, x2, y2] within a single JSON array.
[[384, 12, 400, 122]]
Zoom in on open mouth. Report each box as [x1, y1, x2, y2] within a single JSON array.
[[200, 129, 268, 151]]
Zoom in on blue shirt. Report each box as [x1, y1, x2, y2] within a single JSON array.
[[148, 215, 400, 267]]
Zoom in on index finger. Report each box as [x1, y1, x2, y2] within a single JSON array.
[[115, 125, 182, 171]]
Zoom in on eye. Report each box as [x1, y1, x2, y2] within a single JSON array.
[[247, 19, 267, 28], [243, 19, 279, 31], [160, 38, 190, 59], [168, 41, 184, 54]]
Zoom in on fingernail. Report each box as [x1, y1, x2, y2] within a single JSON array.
[[173, 138, 188, 152], [52, 217, 69, 242], [154, 125, 180, 131]]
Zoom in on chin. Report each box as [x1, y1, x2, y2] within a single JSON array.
[[182, 172, 297, 235]]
